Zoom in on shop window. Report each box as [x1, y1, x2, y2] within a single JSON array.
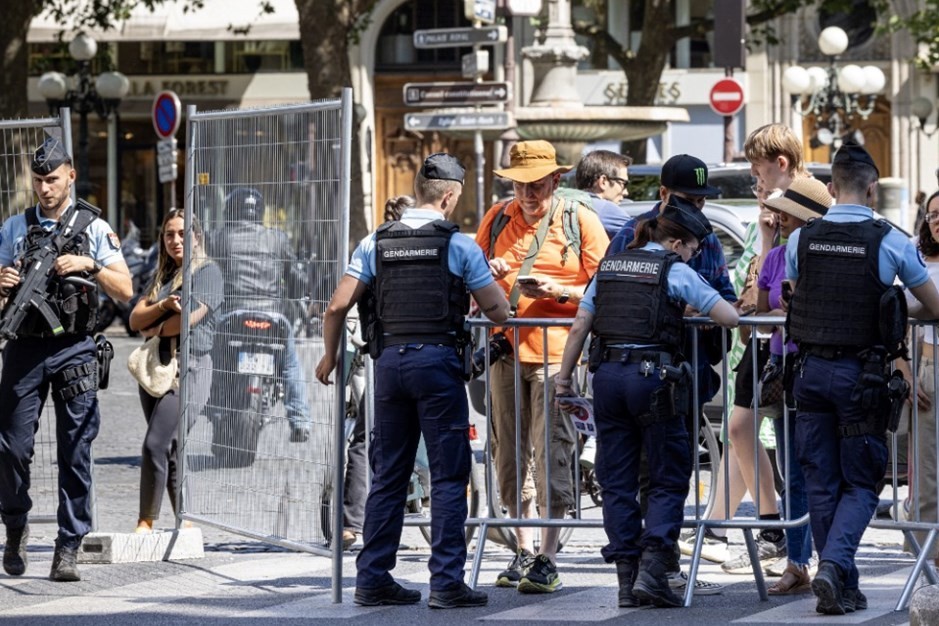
[[375, 0, 470, 72]]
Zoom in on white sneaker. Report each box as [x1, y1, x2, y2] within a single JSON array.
[[580, 437, 596, 470], [678, 527, 730, 563], [666, 570, 723, 596]]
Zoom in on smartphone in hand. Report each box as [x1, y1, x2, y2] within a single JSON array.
[[781, 281, 793, 303], [516, 275, 538, 285]]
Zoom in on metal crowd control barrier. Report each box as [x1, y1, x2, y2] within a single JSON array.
[[178, 91, 352, 601], [0, 111, 90, 528]]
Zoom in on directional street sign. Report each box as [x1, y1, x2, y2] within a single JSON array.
[[404, 111, 513, 132], [403, 81, 511, 106], [413, 26, 507, 49]]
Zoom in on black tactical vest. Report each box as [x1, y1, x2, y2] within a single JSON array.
[[372, 219, 468, 347], [788, 218, 889, 349], [18, 207, 98, 337], [592, 248, 684, 349]]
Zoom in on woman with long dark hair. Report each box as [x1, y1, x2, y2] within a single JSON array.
[[555, 196, 738, 608], [129, 209, 223, 533]]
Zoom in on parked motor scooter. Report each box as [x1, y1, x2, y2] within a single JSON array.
[[95, 237, 157, 335], [206, 309, 293, 467]]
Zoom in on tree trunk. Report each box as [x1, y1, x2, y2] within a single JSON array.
[[621, 0, 675, 163], [295, 0, 375, 243], [0, 1, 40, 119]]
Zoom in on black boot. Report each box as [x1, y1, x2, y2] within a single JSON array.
[[616, 559, 641, 608], [49, 542, 80, 582], [3, 524, 29, 576], [811, 561, 845, 615], [633, 548, 682, 608]]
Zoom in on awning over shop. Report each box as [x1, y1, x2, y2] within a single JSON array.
[[28, 0, 300, 42]]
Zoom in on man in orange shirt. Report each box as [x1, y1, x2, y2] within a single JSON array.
[[477, 140, 609, 593]]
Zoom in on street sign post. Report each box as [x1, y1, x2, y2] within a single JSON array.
[[403, 81, 511, 106], [404, 111, 513, 132], [462, 50, 490, 79], [709, 78, 745, 116], [156, 138, 178, 184], [413, 26, 507, 49]]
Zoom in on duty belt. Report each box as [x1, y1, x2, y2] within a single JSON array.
[[801, 344, 863, 360], [383, 334, 457, 348], [600, 347, 672, 366]]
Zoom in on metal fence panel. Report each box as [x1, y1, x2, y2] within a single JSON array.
[[0, 112, 79, 526], [179, 96, 351, 557]]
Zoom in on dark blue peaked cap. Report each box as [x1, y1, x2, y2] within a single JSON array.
[[420, 152, 465, 185], [662, 195, 713, 241], [32, 137, 72, 175], [833, 140, 879, 178]]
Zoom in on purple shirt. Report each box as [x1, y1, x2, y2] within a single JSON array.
[[757, 245, 797, 355]]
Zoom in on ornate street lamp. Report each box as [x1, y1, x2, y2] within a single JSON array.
[[782, 26, 886, 151], [911, 97, 938, 138], [37, 33, 129, 199]]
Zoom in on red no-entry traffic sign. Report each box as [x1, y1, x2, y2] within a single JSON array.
[[709, 78, 745, 116]]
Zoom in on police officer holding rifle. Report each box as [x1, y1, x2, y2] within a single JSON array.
[[0, 138, 132, 582]]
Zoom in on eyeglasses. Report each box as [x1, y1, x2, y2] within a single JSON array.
[[607, 175, 629, 188], [682, 241, 702, 259], [925, 212, 939, 224]]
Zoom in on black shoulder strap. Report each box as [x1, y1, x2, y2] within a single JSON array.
[[24, 206, 39, 228], [487, 200, 512, 260]]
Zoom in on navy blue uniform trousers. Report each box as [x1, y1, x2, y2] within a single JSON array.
[[0, 335, 100, 548], [793, 354, 888, 591], [356, 344, 472, 591], [593, 359, 692, 563]]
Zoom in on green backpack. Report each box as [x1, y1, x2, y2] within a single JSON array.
[[488, 189, 596, 266]]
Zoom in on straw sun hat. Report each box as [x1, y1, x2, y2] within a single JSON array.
[[763, 177, 833, 221], [493, 140, 573, 183]]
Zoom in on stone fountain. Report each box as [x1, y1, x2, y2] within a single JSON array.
[[514, 0, 687, 164]]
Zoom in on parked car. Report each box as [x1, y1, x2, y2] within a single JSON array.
[[625, 161, 833, 202]]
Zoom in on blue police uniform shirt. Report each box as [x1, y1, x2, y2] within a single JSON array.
[[347, 207, 494, 291], [785, 204, 928, 288], [579, 242, 723, 317], [0, 203, 124, 268]]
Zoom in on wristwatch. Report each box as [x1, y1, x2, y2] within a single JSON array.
[[90, 261, 103, 275], [556, 288, 571, 304]]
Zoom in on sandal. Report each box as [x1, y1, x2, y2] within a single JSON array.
[[767, 562, 811, 595]]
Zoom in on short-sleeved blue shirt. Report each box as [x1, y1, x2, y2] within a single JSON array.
[[580, 242, 723, 316], [0, 203, 124, 268], [587, 193, 632, 240], [785, 204, 928, 289], [347, 208, 494, 291]]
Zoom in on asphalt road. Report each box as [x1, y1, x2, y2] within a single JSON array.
[[0, 328, 929, 625]]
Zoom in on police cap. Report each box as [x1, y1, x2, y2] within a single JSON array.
[[662, 195, 713, 242], [832, 141, 879, 178], [420, 152, 465, 185], [32, 137, 72, 175]]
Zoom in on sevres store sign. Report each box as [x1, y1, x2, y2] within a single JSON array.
[[129, 78, 230, 98]]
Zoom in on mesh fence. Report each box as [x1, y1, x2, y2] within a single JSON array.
[[179, 97, 350, 554], [0, 112, 78, 525]]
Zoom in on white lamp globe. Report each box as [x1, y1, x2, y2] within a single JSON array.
[[37, 72, 69, 100], [782, 66, 811, 95], [95, 71, 130, 100], [68, 33, 98, 61], [860, 65, 886, 94], [911, 97, 934, 123], [807, 66, 829, 91], [818, 26, 849, 56], [816, 127, 835, 146], [838, 64, 866, 94]]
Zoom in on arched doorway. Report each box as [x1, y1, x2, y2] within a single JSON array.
[[371, 0, 494, 231]]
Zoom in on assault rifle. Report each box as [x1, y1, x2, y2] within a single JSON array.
[[0, 199, 101, 340]]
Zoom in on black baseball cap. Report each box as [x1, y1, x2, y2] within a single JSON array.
[[832, 141, 879, 178], [32, 137, 72, 175], [660, 154, 720, 196], [663, 195, 713, 241], [420, 152, 465, 185]]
